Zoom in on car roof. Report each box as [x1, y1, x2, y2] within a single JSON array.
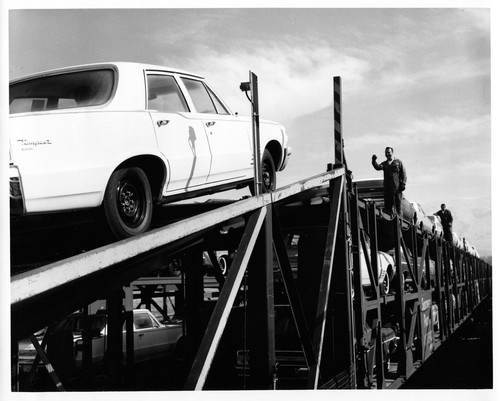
[[10, 61, 204, 84]]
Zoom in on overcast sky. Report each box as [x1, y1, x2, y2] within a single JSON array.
[[6, 5, 492, 256]]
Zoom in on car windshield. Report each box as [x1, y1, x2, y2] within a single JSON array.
[[54, 314, 108, 333], [9, 68, 115, 114]]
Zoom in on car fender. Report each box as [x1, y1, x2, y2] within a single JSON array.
[[9, 111, 168, 213]]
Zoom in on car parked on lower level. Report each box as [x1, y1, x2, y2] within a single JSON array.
[[359, 245, 395, 295], [9, 62, 292, 238], [18, 309, 183, 374], [357, 232, 395, 295]]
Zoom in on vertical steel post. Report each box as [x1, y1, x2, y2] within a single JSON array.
[[442, 244, 454, 331], [334, 77, 343, 166], [368, 202, 386, 389], [393, 217, 409, 377], [184, 249, 205, 368], [333, 76, 356, 388], [106, 289, 124, 388], [307, 174, 344, 389], [124, 285, 135, 375], [12, 338, 19, 391], [434, 238, 446, 341], [250, 72, 262, 195], [81, 304, 92, 379], [247, 204, 275, 389], [350, 185, 367, 387]]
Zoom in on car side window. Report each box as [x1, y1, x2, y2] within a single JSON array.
[[134, 313, 152, 329], [181, 78, 218, 114], [134, 312, 160, 329], [147, 74, 189, 113], [205, 85, 230, 115]]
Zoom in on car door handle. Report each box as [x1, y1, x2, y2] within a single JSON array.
[[138, 333, 144, 337], [206, 121, 216, 127], [157, 120, 169, 127]]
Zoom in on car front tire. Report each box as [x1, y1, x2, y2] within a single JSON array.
[[262, 149, 276, 192], [104, 167, 153, 239], [250, 149, 277, 195]]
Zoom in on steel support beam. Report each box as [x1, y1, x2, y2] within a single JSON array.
[[184, 207, 267, 390], [105, 289, 124, 388], [367, 202, 386, 389], [28, 334, 65, 391], [307, 174, 345, 388], [247, 205, 275, 389], [351, 194, 368, 387], [271, 205, 316, 368]]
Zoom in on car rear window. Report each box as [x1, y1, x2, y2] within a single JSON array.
[[9, 68, 115, 114], [147, 74, 189, 113]]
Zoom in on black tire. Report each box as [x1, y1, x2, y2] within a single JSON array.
[[174, 336, 186, 363], [218, 254, 230, 275], [166, 258, 182, 277], [103, 167, 153, 239], [250, 149, 276, 195], [382, 273, 390, 295]]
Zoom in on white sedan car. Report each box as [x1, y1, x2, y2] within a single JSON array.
[[9, 62, 291, 238]]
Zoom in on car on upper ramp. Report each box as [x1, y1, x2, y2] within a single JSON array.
[[354, 178, 414, 221], [9, 62, 292, 239]]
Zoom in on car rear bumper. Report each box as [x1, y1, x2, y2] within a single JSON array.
[[10, 165, 25, 215]]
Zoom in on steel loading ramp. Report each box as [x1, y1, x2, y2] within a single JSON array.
[[11, 167, 345, 341]]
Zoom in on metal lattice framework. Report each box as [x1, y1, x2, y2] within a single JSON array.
[[11, 76, 491, 391]]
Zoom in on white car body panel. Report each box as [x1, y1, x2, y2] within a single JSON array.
[[150, 111, 213, 192], [427, 215, 443, 237], [410, 202, 433, 234], [182, 112, 252, 187], [452, 232, 464, 250], [359, 246, 394, 287], [10, 111, 161, 213]]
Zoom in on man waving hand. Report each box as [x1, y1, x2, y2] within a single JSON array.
[[372, 146, 407, 217]]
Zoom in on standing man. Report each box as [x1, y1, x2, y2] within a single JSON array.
[[435, 203, 453, 242], [372, 147, 407, 216]]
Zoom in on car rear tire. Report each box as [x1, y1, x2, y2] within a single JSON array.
[[104, 167, 153, 239]]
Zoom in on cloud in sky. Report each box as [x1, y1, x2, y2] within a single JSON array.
[[7, 7, 491, 255], [178, 41, 372, 123]]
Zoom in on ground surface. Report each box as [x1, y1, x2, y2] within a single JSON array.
[[402, 297, 493, 389]]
